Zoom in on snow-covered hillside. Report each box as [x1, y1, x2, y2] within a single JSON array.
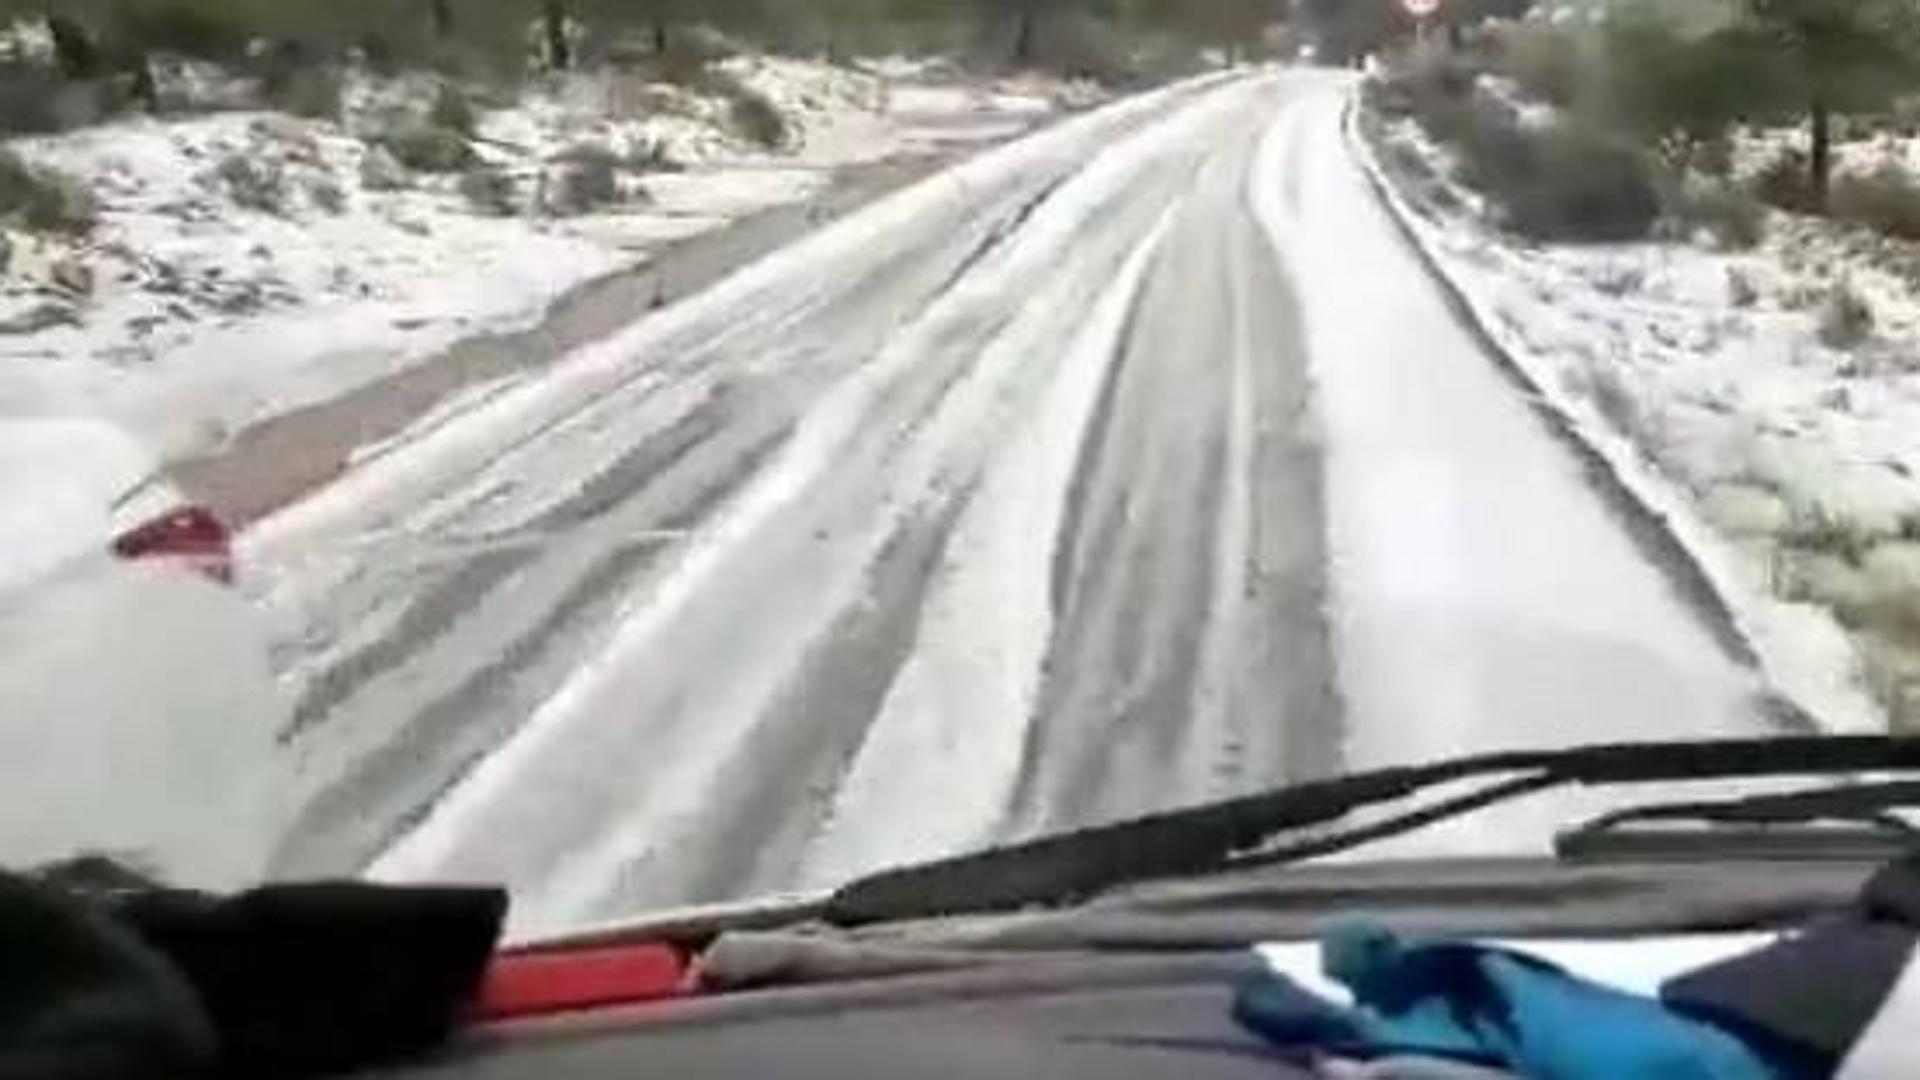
[[0, 54, 1078, 462]]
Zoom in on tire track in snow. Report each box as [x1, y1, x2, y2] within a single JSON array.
[[264, 122, 1160, 877], [279, 389, 734, 740], [365, 84, 1266, 933], [276, 419, 792, 876], [1004, 97, 1337, 840]]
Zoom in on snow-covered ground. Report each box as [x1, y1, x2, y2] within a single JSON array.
[[1359, 101, 1920, 732], [0, 56, 1077, 462]]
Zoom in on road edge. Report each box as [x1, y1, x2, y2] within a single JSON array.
[[1341, 92, 1881, 736]]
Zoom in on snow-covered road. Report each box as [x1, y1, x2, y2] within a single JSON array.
[[252, 71, 1788, 937]]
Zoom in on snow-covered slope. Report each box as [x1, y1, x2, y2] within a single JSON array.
[[0, 58, 1078, 464]]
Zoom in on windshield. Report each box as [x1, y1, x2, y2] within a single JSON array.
[[0, 0, 1913, 940]]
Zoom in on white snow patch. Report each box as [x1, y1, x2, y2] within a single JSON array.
[[0, 418, 157, 594], [0, 561, 287, 891]]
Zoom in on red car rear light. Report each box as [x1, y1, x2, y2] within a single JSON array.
[[112, 505, 235, 585]]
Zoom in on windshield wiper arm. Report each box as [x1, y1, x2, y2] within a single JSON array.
[[824, 736, 1920, 925]]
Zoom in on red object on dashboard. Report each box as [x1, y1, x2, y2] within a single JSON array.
[[112, 505, 235, 585], [472, 944, 693, 1022]]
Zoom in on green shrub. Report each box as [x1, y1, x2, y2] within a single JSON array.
[[380, 125, 476, 173], [0, 62, 101, 134], [114, 0, 253, 61], [0, 151, 97, 233], [1363, 75, 1418, 119], [1600, 14, 1765, 160], [429, 83, 477, 136], [1444, 97, 1534, 189], [1374, 48, 1662, 243], [1023, 11, 1138, 85], [1493, 21, 1585, 107], [1832, 163, 1920, 241], [1450, 108, 1661, 243], [458, 165, 515, 216]]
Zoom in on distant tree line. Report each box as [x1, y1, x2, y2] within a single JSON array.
[[0, 0, 1293, 85]]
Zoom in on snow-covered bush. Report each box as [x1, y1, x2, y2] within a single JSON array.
[[1021, 10, 1138, 85], [0, 150, 95, 233], [0, 61, 100, 133], [726, 85, 788, 149], [1818, 281, 1876, 349], [429, 83, 478, 136], [1490, 19, 1584, 108], [1449, 109, 1660, 242], [1376, 53, 1660, 243], [1832, 162, 1920, 242], [552, 143, 620, 214], [1753, 150, 1822, 215], [358, 145, 410, 191], [624, 136, 681, 173], [213, 153, 287, 214], [1666, 179, 1766, 250], [458, 165, 516, 216], [698, 68, 788, 150], [1505, 126, 1661, 242], [115, 1, 254, 62], [307, 176, 346, 215], [261, 61, 344, 121], [379, 125, 476, 173], [1726, 266, 1759, 307]]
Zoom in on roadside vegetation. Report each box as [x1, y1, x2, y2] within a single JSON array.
[[0, 0, 1293, 244], [0, 0, 1283, 141], [1356, 0, 1920, 246]]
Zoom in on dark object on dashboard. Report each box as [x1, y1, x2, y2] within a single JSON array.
[[113, 882, 507, 1076], [1, 870, 506, 1078], [0, 869, 213, 1079], [1663, 852, 1920, 1071]]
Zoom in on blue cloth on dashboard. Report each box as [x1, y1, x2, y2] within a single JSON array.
[[1233, 923, 1800, 1080]]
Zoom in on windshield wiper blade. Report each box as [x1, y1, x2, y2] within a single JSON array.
[[824, 736, 1920, 925], [1554, 779, 1920, 863]]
